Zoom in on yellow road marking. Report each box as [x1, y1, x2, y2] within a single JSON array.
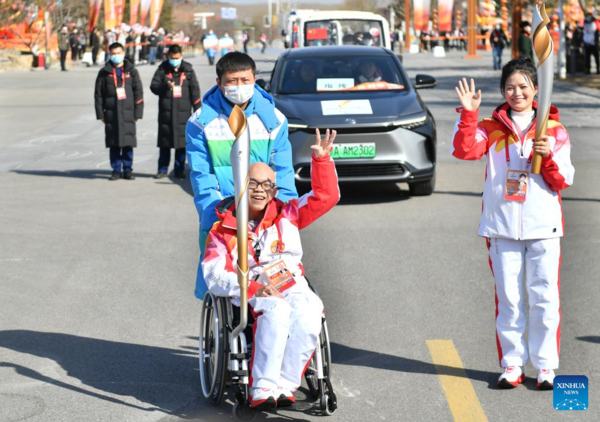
[[426, 340, 488, 422]]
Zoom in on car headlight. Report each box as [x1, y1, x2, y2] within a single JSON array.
[[392, 115, 427, 130], [288, 123, 308, 133]]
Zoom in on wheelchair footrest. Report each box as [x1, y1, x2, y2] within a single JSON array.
[[230, 352, 249, 360], [232, 370, 248, 377]]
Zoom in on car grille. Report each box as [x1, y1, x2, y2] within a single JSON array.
[[298, 163, 405, 179]]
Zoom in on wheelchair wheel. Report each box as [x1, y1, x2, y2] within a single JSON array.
[[305, 318, 332, 399], [199, 292, 228, 405]]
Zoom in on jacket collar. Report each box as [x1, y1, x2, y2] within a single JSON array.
[[492, 101, 560, 133], [102, 58, 134, 74], [195, 85, 281, 132]]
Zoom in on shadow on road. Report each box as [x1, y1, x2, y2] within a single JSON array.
[[0, 330, 197, 416], [0, 330, 316, 421], [12, 169, 156, 180], [330, 342, 503, 390], [577, 336, 600, 344]]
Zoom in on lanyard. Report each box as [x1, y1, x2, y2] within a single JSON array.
[[247, 219, 284, 267], [112, 68, 125, 88], [504, 136, 533, 168], [505, 109, 534, 169]]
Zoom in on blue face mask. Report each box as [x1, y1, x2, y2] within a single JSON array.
[[169, 58, 182, 68], [110, 54, 124, 65]]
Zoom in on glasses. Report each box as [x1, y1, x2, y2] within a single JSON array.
[[248, 179, 276, 192]]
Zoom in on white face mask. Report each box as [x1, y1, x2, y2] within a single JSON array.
[[223, 83, 254, 105]]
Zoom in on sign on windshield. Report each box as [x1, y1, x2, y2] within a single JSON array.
[[279, 56, 406, 94]]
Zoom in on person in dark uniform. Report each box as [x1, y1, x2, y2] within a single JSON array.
[[69, 29, 79, 61], [90, 27, 100, 65], [94, 43, 144, 181], [518, 21, 534, 63], [58, 26, 69, 71], [150, 44, 201, 179]]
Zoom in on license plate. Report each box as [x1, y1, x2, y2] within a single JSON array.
[[329, 143, 376, 159]]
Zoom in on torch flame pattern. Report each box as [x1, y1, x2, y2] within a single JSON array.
[[530, 2, 554, 174]]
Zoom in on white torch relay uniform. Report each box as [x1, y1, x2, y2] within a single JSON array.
[[451, 102, 574, 370], [202, 152, 339, 391]]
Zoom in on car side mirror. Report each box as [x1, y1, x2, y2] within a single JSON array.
[[415, 74, 436, 89], [256, 78, 270, 92]]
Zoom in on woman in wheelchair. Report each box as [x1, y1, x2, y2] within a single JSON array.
[[202, 129, 339, 410]]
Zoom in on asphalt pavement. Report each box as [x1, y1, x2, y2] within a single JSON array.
[[1, 48, 599, 422]]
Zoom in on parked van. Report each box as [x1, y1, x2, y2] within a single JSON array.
[[284, 10, 391, 50]]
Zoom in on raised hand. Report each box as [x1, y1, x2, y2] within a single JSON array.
[[455, 78, 482, 112], [312, 128, 337, 158]]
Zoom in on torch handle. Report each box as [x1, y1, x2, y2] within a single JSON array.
[[531, 152, 543, 175]]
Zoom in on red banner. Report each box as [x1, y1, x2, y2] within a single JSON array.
[[88, 0, 101, 32], [150, 0, 164, 30], [413, 0, 431, 31], [140, 0, 152, 26], [130, 0, 141, 26], [115, 0, 124, 26], [104, 0, 117, 30], [306, 28, 328, 40], [437, 0, 453, 32]]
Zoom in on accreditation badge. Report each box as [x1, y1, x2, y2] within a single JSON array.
[[173, 85, 182, 98], [116, 87, 127, 100], [264, 260, 296, 293], [504, 170, 528, 202]]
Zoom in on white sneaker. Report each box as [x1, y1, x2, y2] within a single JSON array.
[[276, 386, 296, 407], [537, 369, 555, 390], [497, 366, 525, 388], [249, 387, 277, 409]]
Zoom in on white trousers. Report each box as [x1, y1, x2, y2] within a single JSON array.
[[248, 283, 323, 390], [488, 237, 561, 369]]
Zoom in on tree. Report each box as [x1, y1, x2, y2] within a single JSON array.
[[158, 0, 172, 30], [343, 0, 379, 13]]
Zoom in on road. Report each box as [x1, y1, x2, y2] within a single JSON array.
[[1, 48, 599, 422]]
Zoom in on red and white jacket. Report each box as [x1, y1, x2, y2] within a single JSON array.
[[451, 102, 574, 240], [202, 153, 340, 304]]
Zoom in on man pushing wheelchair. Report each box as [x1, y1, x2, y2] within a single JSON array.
[[202, 129, 339, 410]]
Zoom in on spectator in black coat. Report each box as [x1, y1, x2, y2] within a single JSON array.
[[69, 29, 79, 61], [90, 27, 100, 65], [94, 43, 144, 181], [150, 44, 201, 179], [490, 25, 509, 70]]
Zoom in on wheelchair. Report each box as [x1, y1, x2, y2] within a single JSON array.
[[199, 282, 338, 420]]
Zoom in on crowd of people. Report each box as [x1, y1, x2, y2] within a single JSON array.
[[57, 24, 192, 71]]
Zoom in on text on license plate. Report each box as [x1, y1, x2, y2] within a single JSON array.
[[329, 143, 376, 159]]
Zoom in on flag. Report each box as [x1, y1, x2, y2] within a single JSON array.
[[150, 0, 164, 30], [88, 0, 101, 32], [130, 0, 141, 26], [104, 0, 117, 30], [115, 0, 124, 26], [438, 0, 453, 32], [413, 0, 431, 31], [140, 0, 152, 26]]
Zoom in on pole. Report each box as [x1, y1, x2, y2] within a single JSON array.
[[557, 0, 566, 79], [465, 0, 480, 58], [44, 10, 51, 70], [390, 5, 396, 52], [268, 0, 273, 42], [511, 0, 522, 59], [404, 0, 410, 51]]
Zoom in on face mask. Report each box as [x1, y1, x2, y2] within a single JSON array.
[[169, 58, 182, 68], [110, 54, 124, 64], [223, 84, 254, 105]]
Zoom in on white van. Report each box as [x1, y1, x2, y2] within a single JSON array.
[[285, 10, 391, 50]]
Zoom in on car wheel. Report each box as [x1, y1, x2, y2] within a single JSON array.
[[408, 174, 436, 196]]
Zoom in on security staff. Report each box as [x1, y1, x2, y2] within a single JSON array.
[[150, 44, 201, 179], [94, 42, 144, 181]]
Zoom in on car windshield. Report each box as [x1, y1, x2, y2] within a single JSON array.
[[278, 55, 406, 94], [304, 20, 384, 47]]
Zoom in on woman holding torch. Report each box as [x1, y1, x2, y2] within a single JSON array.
[[451, 54, 574, 390]]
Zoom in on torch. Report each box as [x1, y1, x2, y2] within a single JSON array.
[[531, 2, 554, 175], [229, 105, 250, 340]]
